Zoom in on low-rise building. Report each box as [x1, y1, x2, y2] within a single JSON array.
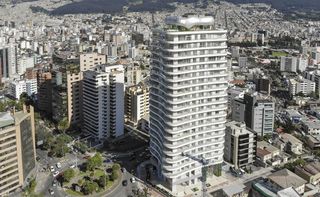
[[301, 119, 320, 135], [267, 169, 307, 195], [225, 121, 257, 169], [295, 162, 320, 185], [306, 135, 320, 150], [289, 78, 315, 96], [274, 133, 303, 155], [284, 110, 302, 124], [256, 141, 287, 167], [9, 79, 38, 99]]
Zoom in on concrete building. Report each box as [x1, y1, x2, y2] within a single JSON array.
[[267, 169, 307, 195], [274, 133, 303, 155], [297, 57, 308, 72], [83, 64, 124, 140], [125, 84, 149, 126], [280, 56, 297, 73], [0, 44, 17, 81], [79, 53, 107, 72], [126, 66, 142, 86], [224, 121, 257, 169], [0, 106, 36, 196], [150, 15, 228, 193], [232, 93, 274, 136], [295, 162, 320, 185], [9, 79, 37, 99], [66, 72, 83, 127], [301, 119, 320, 135], [37, 71, 52, 115], [289, 78, 315, 96]]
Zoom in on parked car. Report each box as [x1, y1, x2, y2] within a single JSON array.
[[50, 166, 55, 172], [56, 162, 62, 169], [49, 188, 54, 195], [122, 180, 128, 186], [53, 171, 60, 177], [130, 177, 136, 183]]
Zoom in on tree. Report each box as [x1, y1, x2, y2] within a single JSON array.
[[58, 117, 69, 133], [86, 153, 103, 171], [98, 175, 107, 188], [82, 180, 98, 195], [63, 169, 75, 183], [56, 134, 73, 144], [110, 170, 118, 181], [74, 142, 88, 154], [112, 163, 120, 171]]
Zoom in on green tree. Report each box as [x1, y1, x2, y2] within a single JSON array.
[[82, 180, 98, 195], [110, 170, 118, 181], [74, 142, 88, 154], [98, 175, 107, 188], [58, 117, 69, 133], [112, 163, 120, 171], [56, 134, 73, 144], [86, 153, 103, 171], [63, 169, 75, 183]]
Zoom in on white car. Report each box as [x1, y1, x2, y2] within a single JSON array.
[[130, 177, 136, 183], [50, 166, 55, 172], [70, 164, 76, 168], [53, 171, 60, 177], [49, 188, 54, 195], [56, 162, 62, 169]]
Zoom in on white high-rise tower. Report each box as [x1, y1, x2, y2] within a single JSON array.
[[149, 15, 228, 193]]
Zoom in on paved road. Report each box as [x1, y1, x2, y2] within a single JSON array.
[[107, 171, 137, 197]]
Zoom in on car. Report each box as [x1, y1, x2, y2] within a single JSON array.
[[130, 177, 136, 183], [122, 180, 128, 186], [70, 164, 76, 168], [52, 180, 57, 187], [53, 171, 60, 177], [50, 166, 55, 172], [121, 168, 126, 173], [56, 162, 62, 169], [49, 188, 54, 195]]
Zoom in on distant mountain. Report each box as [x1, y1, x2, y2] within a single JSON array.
[[47, 0, 320, 15]]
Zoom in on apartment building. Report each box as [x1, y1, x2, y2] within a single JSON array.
[[150, 15, 228, 193], [289, 78, 315, 96], [125, 84, 149, 126], [82, 64, 124, 140], [0, 106, 36, 196], [225, 121, 257, 169]]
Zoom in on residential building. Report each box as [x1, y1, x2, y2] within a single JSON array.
[[0, 44, 17, 81], [280, 56, 297, 72], [251, 181, 300, 197], [0, 106, 36, 196], [256, 141, 287, 167], [301, 119, 320, 135], [289, 78, 315, 96], [82, 64, 124, 140], [37, 71, 52, 115], [297, 57, 308, 72], [125, 84, 149, 126], [295, 162, 320, 185], [267, 169, 307, 195], [79, 53, 107, 72], [9, 79, 37, 99], [149, 15, 228, 193], [224, 121, 257, 169], [255, 78, 271, 95], [125, 66, 142, 86], [306, 135, 320, 150], [66, 72, 83, 127], [274, 133, 303, 155], [232, 93, 274, 136]]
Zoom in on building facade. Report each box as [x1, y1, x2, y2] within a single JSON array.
[[0, 106, 36, 196], [125, 84, 149, 126], [82, 64, 124, 140], [289, 78, 315, 96], [150, 15, 228, 193], [224, 121, 257, 169]]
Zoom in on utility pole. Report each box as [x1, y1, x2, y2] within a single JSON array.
[[182, 153, 209, 197]]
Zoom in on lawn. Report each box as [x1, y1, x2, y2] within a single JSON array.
[[66, 189, 82, 196], [272, 51, 288, 57]]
